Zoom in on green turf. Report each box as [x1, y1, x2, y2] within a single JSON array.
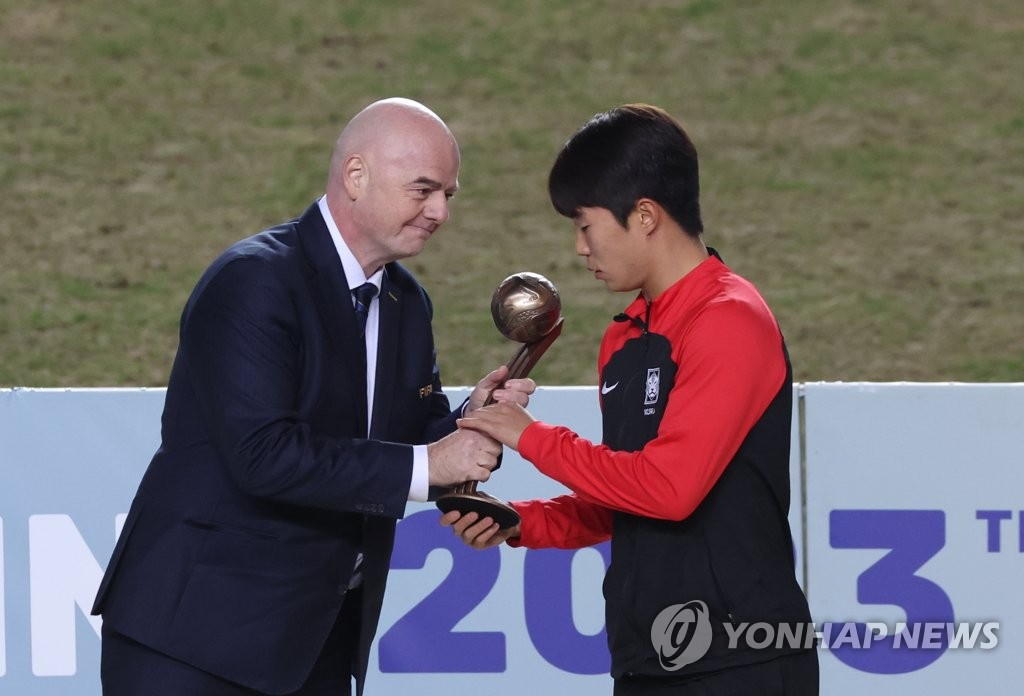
[[1, 0, 1021, 387]]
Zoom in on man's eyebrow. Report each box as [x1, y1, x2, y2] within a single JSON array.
[[410, 176, 459, 194], [410, 177, 444, 189]]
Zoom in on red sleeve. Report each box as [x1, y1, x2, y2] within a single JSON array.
[[518, 298, 786, 521], [507, 494, 612, 549]]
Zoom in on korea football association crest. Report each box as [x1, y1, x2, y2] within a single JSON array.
[[644, 367, 661, 405]]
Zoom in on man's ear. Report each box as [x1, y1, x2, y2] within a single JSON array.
[[634, 198, 661, 234], [342, 154, 367, 201]]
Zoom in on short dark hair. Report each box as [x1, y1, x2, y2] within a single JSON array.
[[548, 104, 703, 236]]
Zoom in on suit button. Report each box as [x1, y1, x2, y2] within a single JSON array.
[[337, 584, 348, 596]]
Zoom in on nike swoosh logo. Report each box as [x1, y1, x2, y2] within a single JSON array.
[[601, 381, 619, 395]]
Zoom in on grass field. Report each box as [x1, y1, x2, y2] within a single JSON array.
[[1, 0, 1021, 387]]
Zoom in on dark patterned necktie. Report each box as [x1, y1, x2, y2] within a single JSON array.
[[349, 282, 377, 589], [352, 282, 377, 337]]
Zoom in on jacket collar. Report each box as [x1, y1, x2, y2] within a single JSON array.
[[295, 201, 406, 438]]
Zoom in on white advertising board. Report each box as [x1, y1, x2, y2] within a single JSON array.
[[803, 382, 1023, 691], [2, 383, 1020, 694]]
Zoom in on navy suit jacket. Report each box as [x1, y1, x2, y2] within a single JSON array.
[[92, 202, 460, 694]]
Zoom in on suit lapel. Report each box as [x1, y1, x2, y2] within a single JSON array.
[[296, 203, 369, 434], [369, 273, 401, 439]]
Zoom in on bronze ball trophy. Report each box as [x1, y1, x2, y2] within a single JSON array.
[[436, 272, 563, 529]]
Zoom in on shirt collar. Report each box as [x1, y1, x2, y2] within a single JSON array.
[[317, 195, 384, 293]]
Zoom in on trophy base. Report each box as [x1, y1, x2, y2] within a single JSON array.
[[436, 490, 521, 530]]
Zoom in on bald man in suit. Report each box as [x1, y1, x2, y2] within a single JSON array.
[[93, 98, 534, 696]]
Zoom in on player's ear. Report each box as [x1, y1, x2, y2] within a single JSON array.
[[634, 198, 660, 234]]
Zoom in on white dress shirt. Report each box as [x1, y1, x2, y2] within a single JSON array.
[[317, 196, 429, 502]]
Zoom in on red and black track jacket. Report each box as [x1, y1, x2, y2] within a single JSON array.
[[510, 252, 812, 679]]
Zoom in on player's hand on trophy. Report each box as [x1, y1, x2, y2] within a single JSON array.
[[427, 429, 501, 487], [457, 401, 536, 451], [440, 509, 521, 549], [466, 365, 536, 413]]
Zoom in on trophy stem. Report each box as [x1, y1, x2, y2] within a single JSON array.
[[451, 319, 564, 498], [503, 318, 563, 383]]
